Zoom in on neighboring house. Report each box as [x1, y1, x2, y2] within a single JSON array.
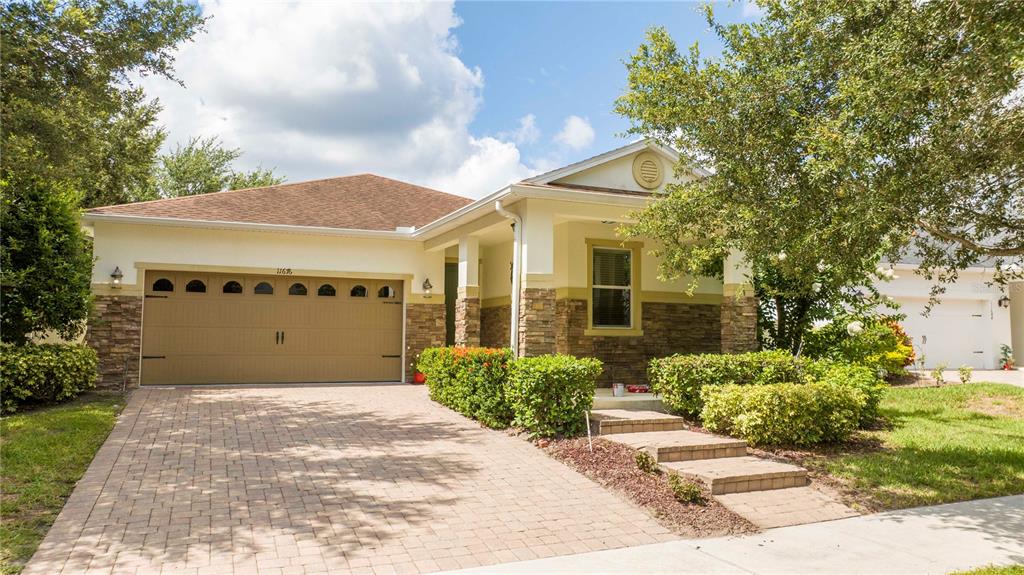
[[875, 262, 1022, 370], [82, 140, 758, 389]]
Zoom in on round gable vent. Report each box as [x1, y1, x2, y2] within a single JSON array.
[[631, 152, 663, 189]]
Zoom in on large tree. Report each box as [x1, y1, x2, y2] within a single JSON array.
[[1, 0, 205, 207], [617, 0, 1024, 303], [155, 137, 284, 197]]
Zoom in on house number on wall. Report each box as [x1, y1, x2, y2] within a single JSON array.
[[276, 268, 293, 275]]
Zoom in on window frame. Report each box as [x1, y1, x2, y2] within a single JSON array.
[[586, 239, 643, 336]]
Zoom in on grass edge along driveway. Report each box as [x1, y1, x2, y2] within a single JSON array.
[[818, 382, 1024, 511], [0, 393, 124, 575]]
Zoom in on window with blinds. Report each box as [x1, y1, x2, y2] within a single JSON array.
[[592, 247, 632, 328]]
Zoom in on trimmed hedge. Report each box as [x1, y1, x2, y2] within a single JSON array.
[[508, 354, 602, 439], [417, 348, 603, 438], [0, 343, 98, 414], [648, 351, 809, 416], [418, 347, 513, 428], [700, 382, 866, 446], [807, 361, 887, 426]]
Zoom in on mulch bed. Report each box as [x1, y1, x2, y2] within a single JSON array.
[[543, 437, 757, 538]]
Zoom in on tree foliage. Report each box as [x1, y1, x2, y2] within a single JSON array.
[[1, 0, 205, 207], [617, 0, 1024, 301], [1, 175, 93, 344], [155, 137, 284, 197]]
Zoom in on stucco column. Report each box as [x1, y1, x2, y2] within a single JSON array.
[[721, 250, 759, 353], [455, 235, 481, 347], [518, 202, 556, 356]]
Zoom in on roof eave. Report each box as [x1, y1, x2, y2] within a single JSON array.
[[81, 213, 419, 240]]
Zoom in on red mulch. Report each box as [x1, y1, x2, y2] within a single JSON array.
[[544, 437, 757, 538]]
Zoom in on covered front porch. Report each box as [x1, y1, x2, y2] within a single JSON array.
[[427, 191, 758, 386]]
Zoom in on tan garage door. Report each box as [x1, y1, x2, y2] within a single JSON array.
[[141, 271, 403, 385]]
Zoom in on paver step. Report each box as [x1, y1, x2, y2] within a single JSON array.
[[588, 409, 686, 435], [716, 486, 858, 529], [602, 429, 748, 462], [661, 456, 808, 495]]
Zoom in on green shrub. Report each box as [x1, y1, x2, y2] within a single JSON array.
[[507, 354, 602, 438], [700, 382, 866, 446], [417, 347, 513, 428], [668, 472, 705, 504], [648, 350, 809, 416], [807, 361, 887, 425], [634, 450, 659, 474], [0, 343, 98, 413], [802, 317, 915, 378]]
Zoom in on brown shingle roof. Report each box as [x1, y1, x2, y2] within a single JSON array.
[[87, 174, 474, 231]]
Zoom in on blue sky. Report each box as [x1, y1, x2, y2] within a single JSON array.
[[142, 1, 760, 197], [456, 1, 748, 166]]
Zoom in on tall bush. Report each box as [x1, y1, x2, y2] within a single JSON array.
[[648, 351, 809, 416], [0, 343, 98, 413], [417, 347, 513, 428], [507, 355, 602, 438], [700, 382, 865, 446]]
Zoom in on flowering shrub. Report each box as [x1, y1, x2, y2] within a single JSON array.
[[417, 347, 513, 428], [802, 315, 914, 378], [0, 343, 98, 414]]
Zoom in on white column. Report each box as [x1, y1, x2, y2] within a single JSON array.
[[520, 201, 554, 287], [457, 235, 479, 295]]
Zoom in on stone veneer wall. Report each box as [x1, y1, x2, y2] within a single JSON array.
[[518, 288, 556, 356], [556, 299, 721, 387], [480, 305, 511, 349], [454, 297, 481, 347], [721, 295, 759, 353], [86, 295, 143, 390], [406, 303, 446, 377]]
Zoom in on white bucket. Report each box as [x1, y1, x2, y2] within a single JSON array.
[[612, 383, 625, 397]]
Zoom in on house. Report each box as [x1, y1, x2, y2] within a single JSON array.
[[82, 140, 758, 388], [875, 261, 1022, 370]]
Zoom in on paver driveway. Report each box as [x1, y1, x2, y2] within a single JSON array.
[[25, 385, 674, 575]]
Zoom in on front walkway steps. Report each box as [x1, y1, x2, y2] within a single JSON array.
[[591, 409, 856, 529]]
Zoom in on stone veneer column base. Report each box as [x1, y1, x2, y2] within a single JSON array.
[[406, 303, 446, 378], [86, 295, 143, 390], [721, 295, 759, 353], [518, 288, 556, 357], [480, 305, 511, 349], [454, 297, 481, 347]]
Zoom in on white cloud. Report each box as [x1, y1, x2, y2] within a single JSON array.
[[500, 114, 540, 145], [554, 115, 595, 150], [742, 1, 766, 19], [140, 1, 541, 198]]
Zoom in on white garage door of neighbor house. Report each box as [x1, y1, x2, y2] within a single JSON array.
[[141, 271, 404, 385], [899, 297, 993, 369]]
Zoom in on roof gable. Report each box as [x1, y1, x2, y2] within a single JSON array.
[[87, 174, 473, 232], [522, 139, 706, 193]]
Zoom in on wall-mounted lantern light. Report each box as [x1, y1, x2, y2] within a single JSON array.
[[422, 278, 433, 298], [998, 295, 1011, 308], [110, 266, 123, 289]]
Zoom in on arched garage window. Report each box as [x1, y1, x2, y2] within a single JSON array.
[[378, 285, 396, 298], [288, 283, 307, 296], [185, 279, 207, 293], [317, 284, 336, 297], [254, 281, 274, 295], [152, 278, 174, 292], [350, 285, 367, 297], [222, 281, 243, 294]]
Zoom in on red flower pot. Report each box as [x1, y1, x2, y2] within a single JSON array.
[[413, 372, 426, 384]]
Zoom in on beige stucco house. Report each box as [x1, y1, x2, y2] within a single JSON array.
[[82, 140, 757, 389]]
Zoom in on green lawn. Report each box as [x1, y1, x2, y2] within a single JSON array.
[[951, 565, 1024, 575], [818, 383, 1024, 511], [0, 394, 124, 575]]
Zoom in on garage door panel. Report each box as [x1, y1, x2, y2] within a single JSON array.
[[141, 271, 404, 385]]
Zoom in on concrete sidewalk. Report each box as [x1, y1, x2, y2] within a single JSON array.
[[447, 495, 1024, 574]]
